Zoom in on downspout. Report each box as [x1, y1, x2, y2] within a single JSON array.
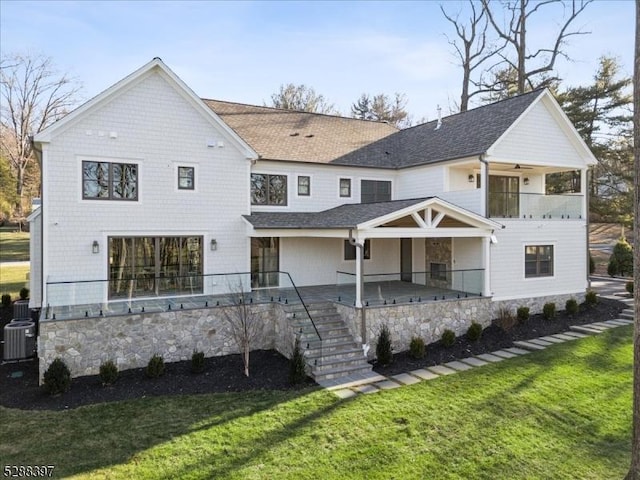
[[348, 228, 368, 349], [479, 154, 489, 218]]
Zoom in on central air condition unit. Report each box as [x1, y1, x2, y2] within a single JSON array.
[[3, 321, 36, 361], [13, 300, 30, 320]]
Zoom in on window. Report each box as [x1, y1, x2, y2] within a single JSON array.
[[344, 239, 371, 260], [251, 237, 280, 287], [361, 180, 391, 203], [339, 178, 351, 198], [488, 175, 519, 217], [108, 236, 203, 298], [525, 245, 554, 278], [251, 173, 287, 205], [178, 166, 195, 190], [83, 161, 138, 200], [297, 176, 310, 196], [430, 262, 448, 281]]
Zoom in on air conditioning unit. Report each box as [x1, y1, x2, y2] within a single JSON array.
[[13, 300, 29, 320], [3, 321, 35, 361]]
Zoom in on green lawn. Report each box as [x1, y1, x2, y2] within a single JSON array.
[[0, 263, 29, 299], [0, 229, 29, 262], [0, 327, 633, 479]]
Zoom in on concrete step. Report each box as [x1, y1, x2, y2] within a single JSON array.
[[313, 363, 373, 382], [569, 325, 601, 334], [312, 356, 370, 373], [304, 339, 361, 354], [513, 340, 546, 351], [306, 345, 364, 362], [303, 333, 354, 346]]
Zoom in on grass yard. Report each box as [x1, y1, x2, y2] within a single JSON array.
[[0, 326, 633, 479], [0, 263, 29, 299], [0, 229, 29, 262]]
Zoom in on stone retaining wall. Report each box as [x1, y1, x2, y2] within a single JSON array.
[[492, 292, 586, 317]]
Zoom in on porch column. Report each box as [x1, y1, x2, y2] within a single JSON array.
[[355, 240, 363, 308], [480, 159, 488, 216], [482, 235, 491, 297]]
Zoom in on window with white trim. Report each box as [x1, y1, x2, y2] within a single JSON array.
[[178, 166, 195, 190], [339, 178, 351, 198], [297, 176, 310, 196]]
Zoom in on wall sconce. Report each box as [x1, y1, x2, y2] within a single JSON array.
[[523, 177, 530, 185], [92, 241, 99, 254], [210, 239, 217, 251], [468, 174, 475, 183]]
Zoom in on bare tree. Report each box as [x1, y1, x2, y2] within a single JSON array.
[[268, 83, 337, 114], [441, 1, 503, 111], [0, 53, 82, 218], [480, 0, 592, 96], [626, 2, 640, 478], [351, 92, 411, 128], [221, 281, 262, 377]]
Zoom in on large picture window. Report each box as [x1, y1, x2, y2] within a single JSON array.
[[525, 245, 554, 278], [108, 236, 203, 298], [361, 180, 391, 203], [83, 161, 138, 200], [251, 174, 287, 205]]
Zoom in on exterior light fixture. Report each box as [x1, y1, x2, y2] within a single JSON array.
[[523, 177, 530, 185], [210, 239, 217, 251], [468, 174, 475, 183], [92, 240, 99, 254]]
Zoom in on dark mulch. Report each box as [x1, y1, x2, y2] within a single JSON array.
[[0, 297, 628, 411], [373, 297, 628, 376]]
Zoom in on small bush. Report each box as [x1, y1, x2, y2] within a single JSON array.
[[43, 358, 71, 395], [542, 302, 556, 320], [376, 324, 393, 366], [99, 360, 118, 385], [146, 354, 165, 378], [19, 287, 29, 300], [589, 253, 595, 275], [517, 306, 530, 323], [441, 329, 456, 347], [565, 298, 578, 316], [1, 293, 11, 308], [627, 281, 634, 295], [609, 237, 633, 276], [191, 351, 205, 374], [466, 322, 483, 342], [409, 336, 426, 359], [494, 307, 516, 332], [585, 290, 598, 306], [607, 258, 618, 277], [289, 339, 307, 384]]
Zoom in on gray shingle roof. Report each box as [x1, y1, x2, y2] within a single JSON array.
[[203, 99, 398, 163], [244, 198, 431, 229], [330, 89, 545, 169]]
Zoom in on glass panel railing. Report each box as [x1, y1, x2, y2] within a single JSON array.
[[489, 192, 583, 219], [336, 269, 484, 307]]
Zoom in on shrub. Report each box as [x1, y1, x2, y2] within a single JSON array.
[[19, 287, 29, 300], [542, 302, 556, 320], [609, 237, 633, 276], [517, 306, 530, 323], [191, 351, 205, 374], [99, 360, 119, 385], [494, 307, 516, 332], [146, 354, 165, 378], [627, 281, 634, 295], [607, 258, 618, 277], [376, 324, 393, 366], [585, 290, 598, 306], [1, 293, 11, 308], [409, 336, 425, 359], [43, 358, 71, 395], [466, 322, 483, 342], [565, 298, 578, 316], [589, 253, 595, 275], [441, 329, 456, 347], [289, 338, 307, 384]]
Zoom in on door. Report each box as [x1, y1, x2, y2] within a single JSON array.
[[489, 175, 519, 217], [251, 237, 280, 288], [401, 238, 412, 282]]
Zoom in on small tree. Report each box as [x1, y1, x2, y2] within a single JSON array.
[[376, 324, 393, 366], [609, 237, 634, 276], [222, 281, 261, 377]]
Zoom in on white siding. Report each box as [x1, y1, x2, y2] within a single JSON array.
[[43, 71, 250, 302], [396, 164, 446, 199], [490, 220, 588, 301], [250, 161, 397, 212], [491, 97, 590, 168]]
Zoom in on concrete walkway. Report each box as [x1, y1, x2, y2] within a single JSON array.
[[324, 290, 635, 398]]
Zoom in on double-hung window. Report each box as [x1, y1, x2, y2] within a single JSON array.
[[525, 245, 554, 278], [339, 178, 351, 198], [251, 174, 287, 205], [83, 161, 138, 200], [297, 176, 310, 196]]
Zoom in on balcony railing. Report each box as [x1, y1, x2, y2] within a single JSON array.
[[336, 269, 484, 307], [489, 192, 583, 219]]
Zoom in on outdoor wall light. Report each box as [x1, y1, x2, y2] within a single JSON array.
[[92, 240, 99, 254], [523, 177, 530, 185], [210, 239, 217, 251], [468, 174, 475, 183]]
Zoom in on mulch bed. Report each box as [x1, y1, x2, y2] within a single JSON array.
[[0, 297, 628, 411]]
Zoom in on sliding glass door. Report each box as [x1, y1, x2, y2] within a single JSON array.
[[251, 237, 279, 288]]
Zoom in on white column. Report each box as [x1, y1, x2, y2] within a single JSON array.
[[480, 160, 487, 216], [482, 235, 491, 297], [355, 239, 363, 308], [580, 167, 588, 218]]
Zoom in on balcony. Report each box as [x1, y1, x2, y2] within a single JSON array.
[[489, 192, 583, 219]]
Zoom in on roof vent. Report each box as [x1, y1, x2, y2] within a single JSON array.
[[435, 105, 442, 131], [290, 132, 299, 137], [305, 134, 314, 138]]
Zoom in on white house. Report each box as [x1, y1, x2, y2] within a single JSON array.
[[29, 58, 597, 382]]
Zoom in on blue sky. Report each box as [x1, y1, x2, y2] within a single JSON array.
[[1, 0, 634, 122]]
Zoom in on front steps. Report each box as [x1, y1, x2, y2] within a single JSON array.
[[284, 301, 373, 382]]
